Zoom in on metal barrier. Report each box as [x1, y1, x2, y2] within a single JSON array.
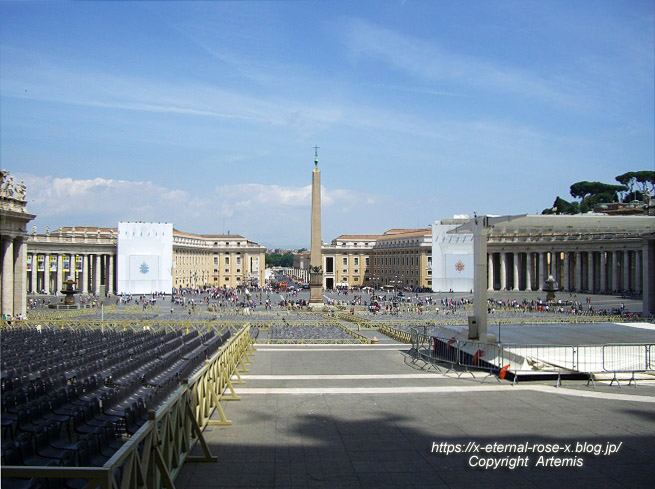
[[455, 340, 502, 374], [602, 344, 649, 386], [499, 344, 577, 372], [2, 324, 255, 489], [265, 338, 364, 344], [602, 344, 648, 372], [408, 328, 457, 372], [403, 326, 655, 386], [334, 313, 378, 330], [378, 325, 412, 344], [322, 316, 372, 344]]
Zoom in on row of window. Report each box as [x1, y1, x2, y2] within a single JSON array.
[[178, 254, 248, 266], [326, 254, 432, 269], [372, 255, 431, 267], [371, 270, 424, 277], [338, 257, 369, 266], [212, 256, 241, 265]]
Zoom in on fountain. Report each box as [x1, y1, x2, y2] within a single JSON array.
[[50, 278, 80, 309], [544, 275, 558, 303]]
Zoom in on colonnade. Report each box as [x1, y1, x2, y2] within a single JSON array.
[[487, 248, 643, 294], [27, 252, 115, 296], [284, 267, 310, 283], [1, 235, 28, 317]]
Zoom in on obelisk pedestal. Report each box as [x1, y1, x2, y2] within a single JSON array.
[[309, 149, 323, 304]]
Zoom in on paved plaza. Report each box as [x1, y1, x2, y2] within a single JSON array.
[[176, 337, 655, 489], [24, 287, 646, 317], [20, 283, 655, 487]]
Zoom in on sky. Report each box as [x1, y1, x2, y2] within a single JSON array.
[[1, 0, 653, 249]]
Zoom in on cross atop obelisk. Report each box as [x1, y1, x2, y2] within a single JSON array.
[[309, 146, 323, 303]]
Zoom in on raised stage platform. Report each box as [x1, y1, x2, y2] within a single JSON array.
[[415, 322, 655, 384]]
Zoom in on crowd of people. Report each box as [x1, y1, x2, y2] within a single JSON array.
[[7, 278, 648, 321]]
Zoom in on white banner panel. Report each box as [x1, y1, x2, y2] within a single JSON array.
[[117, 222, 173, 294], [432, 220, 474, 292], [444, 254, 474, 279], [129, 255, 160, 280]]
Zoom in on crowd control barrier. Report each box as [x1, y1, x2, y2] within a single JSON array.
[[408, 327, 654, 385]]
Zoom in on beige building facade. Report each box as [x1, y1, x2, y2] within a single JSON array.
[[23, 227, 265, 296], [322, 235, 378, 289], [368, 229, 433, 291], [171, 231, 266, 289], [287, 229, 433, 291]]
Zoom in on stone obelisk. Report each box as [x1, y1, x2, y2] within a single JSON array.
[[309, 146, 323, 304]]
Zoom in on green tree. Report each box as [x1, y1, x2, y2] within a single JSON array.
[[542, 169, 652, 215], [569, 181, 627, 212], [280, 252, 294, 267], [615, 171, 654, 201], [634, 170, 655, 195], [265, 252, 294, 268], [569, 181, 627, 201], [615, 172, 637, 201], [546, 196, 580, 215]]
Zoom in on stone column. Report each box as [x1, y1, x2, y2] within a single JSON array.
[[102, 254, 107, 291], [563, 252, 570, 291], [587, 252, 594, 292], [612, 250, 619, 292], [526, 252, 533, 291], [106, 255, 113, 295], [575, 251, 582, 291], [538, 252, 546, 291], [635, 250, 642, 294], [487, 253, 494, 291], [94, 254, 101, 294], [13, 237, 27, 317], [43, 253, 50, 295], [500, 252, 507, 290], [599, 251, 607, 293], [643, 239, 655, 316], [56, 254, 63, 296], [82, 254, 89, 294], [105, 255, 110, 292], [30, 253, 37, 293], [2, 236, 14, 316], [623, 250, 631, 292], [512, 252, 519, 291]]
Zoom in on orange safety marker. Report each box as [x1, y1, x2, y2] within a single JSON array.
[[499, 364, 511, 379]]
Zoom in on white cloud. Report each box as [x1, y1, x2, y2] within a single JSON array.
[[17, 173, 380, 247]]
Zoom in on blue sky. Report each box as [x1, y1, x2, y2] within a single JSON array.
[[1, 0, 653, 248]]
